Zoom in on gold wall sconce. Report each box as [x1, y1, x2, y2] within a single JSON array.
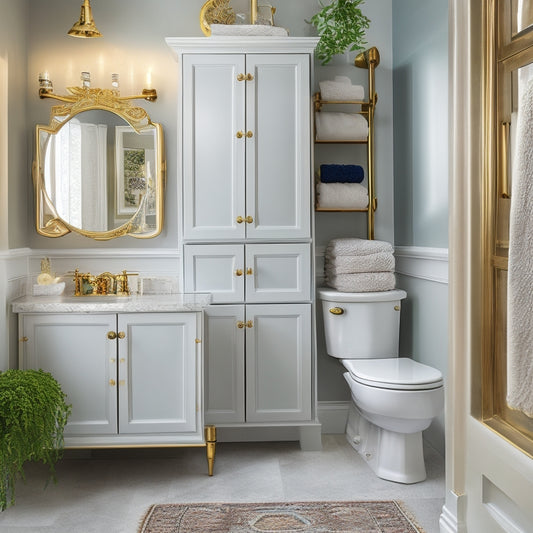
[[68, 0, 102, 38], [38, 71, 157, 103]]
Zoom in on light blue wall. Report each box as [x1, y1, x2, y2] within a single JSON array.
[[0, 0, 29, 249], [393, 0, 448, 248], [392, 0, 449, 455]]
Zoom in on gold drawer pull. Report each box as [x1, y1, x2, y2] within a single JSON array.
[[107, 331, 117, 340], [245, 215, 253, 224], [109, 379, 116, 387], [237, 321, 245, 329], [236, 216, 244, 224], [246, 268, 253, 275], [235, 269, 243, 277], [329, 307, 344, 315]]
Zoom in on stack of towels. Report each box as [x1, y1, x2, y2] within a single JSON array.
[[319, 76, 364, 101], [316, 164, 368, 210], [315, 112, 368, 142], [325, 238, 396, 293]]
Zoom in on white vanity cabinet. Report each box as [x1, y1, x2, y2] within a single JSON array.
[[181, 52, 310, 242], [18, 310, 201, 447]]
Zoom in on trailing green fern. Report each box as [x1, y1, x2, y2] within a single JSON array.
[[0, 369, 71, 511], [309, 0, 371, 65]]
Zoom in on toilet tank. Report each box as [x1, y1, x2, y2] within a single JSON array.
[[317, 288, 407, 359]]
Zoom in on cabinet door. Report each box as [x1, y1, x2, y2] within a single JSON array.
[[204, 305, 245, 424], [184, 243, 245, 303], [183, 54, 246, 241], [20, 314, 117, 435], [245, 54, 311, 240], [117, 313, 198, 434], [245, 304, 312, 422], [245, 243, 311, 303]]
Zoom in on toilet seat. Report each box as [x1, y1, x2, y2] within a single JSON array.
[[342, 358, 444, 391]]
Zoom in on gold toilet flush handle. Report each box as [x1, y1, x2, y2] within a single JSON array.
[[329, 307, 345, 315]]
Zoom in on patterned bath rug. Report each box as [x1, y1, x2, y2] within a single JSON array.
[[138, 500, 424, 532]]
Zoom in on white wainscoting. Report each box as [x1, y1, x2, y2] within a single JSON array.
[[394, 246, 449, 284]]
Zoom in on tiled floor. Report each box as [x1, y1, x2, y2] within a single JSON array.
[[0, 435, 444, 532]]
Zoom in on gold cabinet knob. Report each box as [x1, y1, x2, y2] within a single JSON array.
[[237, 73, 246, 81], [118, 331, 126, 339], [246, 268, 253, 275], [246, 131, 254, 138], [394, 305, 401, 311], [109, 379, 116, 386], [329, 307, 345, 315], [107, 331, 117, 340], [235, 269, 243, 277], [245, 215, 254, 224], [237, 321, 245, 329], [246, 320, 254, 328], [246, 73, 254, 81], [236, 216, 244, 224], [236, 131, 244, 138]]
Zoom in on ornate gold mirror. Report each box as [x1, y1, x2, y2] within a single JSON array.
[[34, 87, 164, 240]]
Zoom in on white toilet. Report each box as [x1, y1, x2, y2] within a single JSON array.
[[317, 287, 444, 484]]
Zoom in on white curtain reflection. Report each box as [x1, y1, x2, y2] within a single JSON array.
[[44, 118, 107, 231]]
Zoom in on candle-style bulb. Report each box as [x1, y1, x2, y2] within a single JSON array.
[[111, 73, 120, 95], [81, 71, 91, 88]]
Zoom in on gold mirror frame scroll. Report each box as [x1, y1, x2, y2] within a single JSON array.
[[34, 87, 165, 241], [200, 0, 236, 36]]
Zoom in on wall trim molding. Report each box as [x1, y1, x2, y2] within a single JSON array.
[[394, 246, 448, 284], [439, 491, 467, 533], [28, 248, 180, 259], [317, 401, 350, 434]]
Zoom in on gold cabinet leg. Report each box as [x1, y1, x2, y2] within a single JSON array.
[[205, 425, 216, 476]]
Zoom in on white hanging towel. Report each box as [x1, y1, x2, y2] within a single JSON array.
[[315, 112, 368, 141], [507, 76, 533, 418]]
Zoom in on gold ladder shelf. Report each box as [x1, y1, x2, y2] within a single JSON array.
[[314, 46, 380, 240]]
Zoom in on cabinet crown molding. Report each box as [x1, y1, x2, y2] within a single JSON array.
[[166, 36, 319, 55]]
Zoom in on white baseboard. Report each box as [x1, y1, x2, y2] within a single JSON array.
[[317, 401, 350, 434], [440, 491, 466, 533]]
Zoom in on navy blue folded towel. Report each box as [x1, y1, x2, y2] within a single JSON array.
[[320, 164, 364, 183]]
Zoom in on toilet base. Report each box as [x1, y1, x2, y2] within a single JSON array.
[[345, 403, 427, 484]]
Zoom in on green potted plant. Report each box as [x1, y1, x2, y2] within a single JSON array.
[[309, 0, 371, 65], [0, 369, 71, 510]]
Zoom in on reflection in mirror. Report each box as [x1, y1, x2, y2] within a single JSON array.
[[34, 90, 164, 240]]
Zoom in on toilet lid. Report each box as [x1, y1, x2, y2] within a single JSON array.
[[343, 358, 444, 391]]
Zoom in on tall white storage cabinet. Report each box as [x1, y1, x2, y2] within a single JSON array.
[[167, 38, 321, 450]]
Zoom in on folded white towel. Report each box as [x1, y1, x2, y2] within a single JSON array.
[[319, 79, 365, 101], [315, 112, 368, 141], [326, 238, 394, 257], [325, 252, 395, 274], [326, 272, 396, 293], [317, 183, 368, 210], [507, 76, 533, 417], [209, 24, 289, 36]]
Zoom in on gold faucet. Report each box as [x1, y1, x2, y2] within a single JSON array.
[[73, 269, 137, 296]]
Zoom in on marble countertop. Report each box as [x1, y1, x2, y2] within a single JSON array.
[[12, 293, 212, 314]]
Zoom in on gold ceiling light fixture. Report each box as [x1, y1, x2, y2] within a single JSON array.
[[67, 0, 102, 38]]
